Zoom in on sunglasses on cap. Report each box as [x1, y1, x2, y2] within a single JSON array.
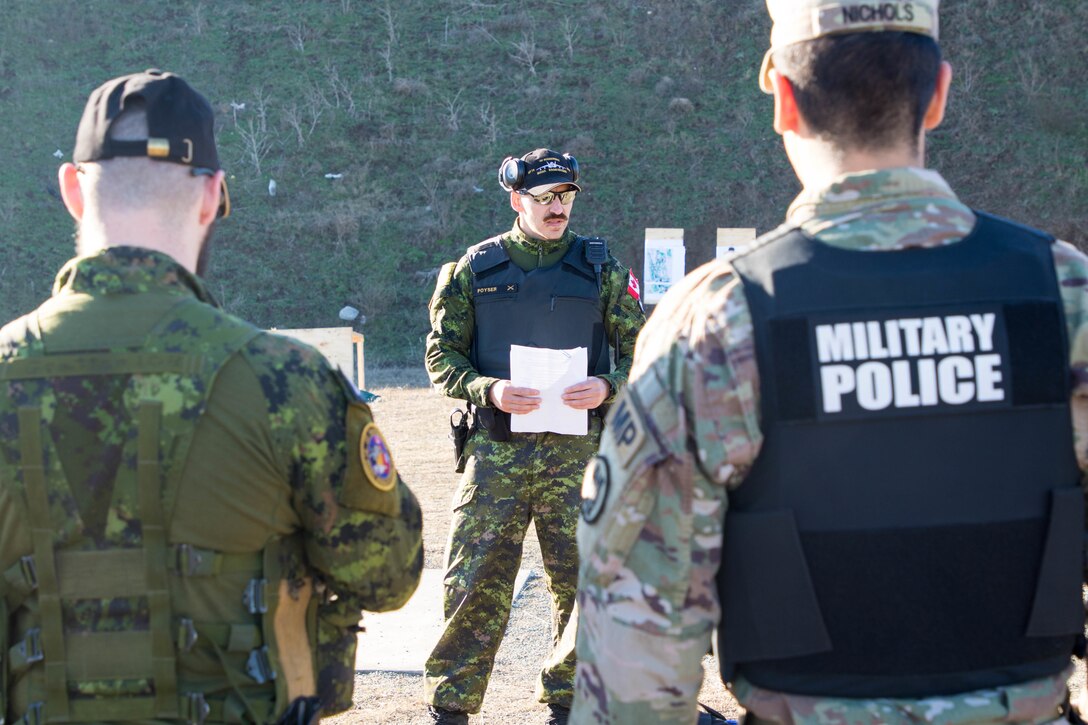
[[191, 167, 231, 219], [520, 188, 577, 206]]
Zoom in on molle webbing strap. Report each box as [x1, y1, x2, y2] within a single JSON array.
[[34, 692, 277, 724], [138, 401, 178, 718], [55, 550, 147, 598], [0, 353, 206, 380], [65, 631, 153, 680], [17, 406, 70, 720], [185, 621, 263, 653], [259, 540, 284, 712], [65, 698, 158, 722], [1, 555, 38, 611], [167, 545, 263, 577]]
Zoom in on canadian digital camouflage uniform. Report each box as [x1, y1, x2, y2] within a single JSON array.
[[572, 168, 1088, 725], [0, 247, 423, 724], [425, 223, 646, 713]]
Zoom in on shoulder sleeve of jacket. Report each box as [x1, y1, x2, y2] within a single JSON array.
[[425, 255, 498, 407], [596, 257, 647, 402], [571, 260, 761, 724], [1053, 242, 1088, 481], [243, 333, 423, 612], [1052, 240, 1088, 582]]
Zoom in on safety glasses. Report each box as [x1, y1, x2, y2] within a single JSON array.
[[521, 188, 577, 206]]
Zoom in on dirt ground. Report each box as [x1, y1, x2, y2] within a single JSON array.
[[329, 366, 1085, 725]]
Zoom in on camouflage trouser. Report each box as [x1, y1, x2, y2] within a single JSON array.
[[424, 418, 602, 714]]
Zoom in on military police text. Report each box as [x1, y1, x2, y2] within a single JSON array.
[[816, 312, 1004, 413]]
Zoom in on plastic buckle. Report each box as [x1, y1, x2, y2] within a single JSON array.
[[178, 617, 199, 652], [19, 556, 37, 591], [19, 702, 42, 725], [176, 544, 207, 576], [243, 579, 267, 615], [184, 692, 210, 725], [15, 628, 43, 666], [245, 646, 276, 684]]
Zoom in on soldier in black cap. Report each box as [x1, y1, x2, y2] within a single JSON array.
[[0, 69, 423, 725], [423, 149, 645, 724]]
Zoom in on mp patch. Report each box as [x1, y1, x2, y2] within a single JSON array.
[[581, 456, 611, 524], [360, 422, 397, 492], [609, 396, 647, 467]]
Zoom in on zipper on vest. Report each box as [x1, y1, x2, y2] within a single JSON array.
[[550, 295, 556, 312]]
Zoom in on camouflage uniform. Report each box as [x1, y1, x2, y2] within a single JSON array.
[[571, 168, 1088, 725], [425, 223, 645, 713], [0, 247, 424, 723]]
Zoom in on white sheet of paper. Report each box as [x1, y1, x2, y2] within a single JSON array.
[[508, 345, 588, 435]]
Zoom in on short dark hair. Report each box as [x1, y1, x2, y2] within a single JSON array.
[[773, 32, 942, 152]]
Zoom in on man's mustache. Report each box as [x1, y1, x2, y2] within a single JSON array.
[[545, 214, 567, 222]]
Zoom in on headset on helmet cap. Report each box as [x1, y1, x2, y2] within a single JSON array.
[[498, 148, 581, 194]]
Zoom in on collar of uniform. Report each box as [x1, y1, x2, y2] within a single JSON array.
[[52, 246, 218, 305], [506, 221, 575, 258], [787, 167, 960, 226]]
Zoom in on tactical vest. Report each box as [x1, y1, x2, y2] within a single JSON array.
[[0, 290, 316, 724], [468, 236, 610, 380], [718, 212, 1085, 698]]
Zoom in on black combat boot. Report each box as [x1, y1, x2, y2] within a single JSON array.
[[697, 702, 737, 724], [544, 704, 570, 725], [428, 706, 469, 725]]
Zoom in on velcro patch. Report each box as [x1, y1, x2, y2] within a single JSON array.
[[580, 456, 611, 524], [340, 405, 400, 517], [608, 396, 647, 467], [475, 283, 518, 296], [361, 422, 397, 492]]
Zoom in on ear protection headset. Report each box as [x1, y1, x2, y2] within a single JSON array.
[[498, 152, 579, 192]]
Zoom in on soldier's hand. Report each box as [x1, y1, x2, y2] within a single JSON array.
[[489, 380, 542, 414], [562, 377, 609, 410]]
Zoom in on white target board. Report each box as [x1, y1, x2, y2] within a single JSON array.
[[643, 228, 686, 305]]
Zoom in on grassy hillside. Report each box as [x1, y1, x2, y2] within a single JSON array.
[[1, 0, 1084, 364]]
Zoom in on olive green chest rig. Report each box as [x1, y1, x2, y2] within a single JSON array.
[[0, 291, 311, 725]]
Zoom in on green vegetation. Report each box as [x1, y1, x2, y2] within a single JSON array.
[[1, 1, 1084, 364]]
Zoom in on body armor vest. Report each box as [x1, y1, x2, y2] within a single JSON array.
[[468, 236, 610, 380], [0, 289, 315, 724], [718, 212, 1084, 698]]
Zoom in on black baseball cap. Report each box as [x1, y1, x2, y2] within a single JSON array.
[[521, 148, 581, 195], [73, 69, 230, 218]]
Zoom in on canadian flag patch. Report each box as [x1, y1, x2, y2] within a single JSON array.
[[627, 269, 641, 301]]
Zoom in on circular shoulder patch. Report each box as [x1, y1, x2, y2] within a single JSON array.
[[580, 456, 611, 524], [360, 422, 397, 492]]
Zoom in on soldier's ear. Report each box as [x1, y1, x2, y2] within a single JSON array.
[[770, 70, 802, 136], [922, 61, 953, 132], [509, 191, 524, 214], [197, 169, 225, 225], [58, 163, 84, 221]]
